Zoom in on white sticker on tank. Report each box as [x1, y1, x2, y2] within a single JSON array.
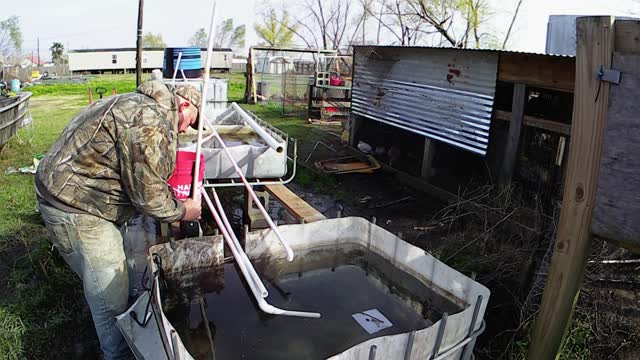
[[352, 309, 393, 334]]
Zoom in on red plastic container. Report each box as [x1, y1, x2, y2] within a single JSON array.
[[167, 150, 205, 201]]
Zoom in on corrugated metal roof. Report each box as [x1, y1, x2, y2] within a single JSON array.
[[352, 46, 499, 155], [351, 44, 575, 58]]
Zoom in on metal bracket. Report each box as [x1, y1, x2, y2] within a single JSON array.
[[597, 66, 621, 85]]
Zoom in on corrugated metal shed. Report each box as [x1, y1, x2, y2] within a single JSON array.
[[352, 47, 499, 155], [546, 15, 579, 56]]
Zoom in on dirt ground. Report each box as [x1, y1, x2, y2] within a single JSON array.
[[276, 123, 640, 359]]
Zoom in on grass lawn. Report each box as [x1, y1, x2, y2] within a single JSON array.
[[0, 94, 98, 359]]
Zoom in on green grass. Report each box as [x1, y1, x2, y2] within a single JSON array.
[[0, 94, 96, 359], [0, 307, 25, 360], [28, 74, 138, 97]]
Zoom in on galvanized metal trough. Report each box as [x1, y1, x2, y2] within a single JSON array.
[[117, 217, 490, 360], [0, 92, 32, 147]]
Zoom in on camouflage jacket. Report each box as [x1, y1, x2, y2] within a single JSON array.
[[36, 80, 185, 224]]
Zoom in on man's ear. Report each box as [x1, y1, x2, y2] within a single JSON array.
[[178, 100, 190, 112]]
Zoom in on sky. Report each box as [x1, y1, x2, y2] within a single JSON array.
[[4, 0, 640, 61]]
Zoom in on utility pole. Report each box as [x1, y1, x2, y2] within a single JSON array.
[[135, 0, 144, 86], [37, 37, 40, 65]]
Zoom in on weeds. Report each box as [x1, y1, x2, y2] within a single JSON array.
[[0, 307, 26, 360]]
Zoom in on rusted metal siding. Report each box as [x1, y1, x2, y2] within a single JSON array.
[[352, 47, 499, 155]]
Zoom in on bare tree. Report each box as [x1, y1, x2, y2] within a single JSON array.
[[459, 0, 491, 48], [189, 28, 208, 48], [362, 0, 431, 46], [214, 19, 246, 50], [502, 0, 524, 49], [285, 0, 358, 50], [363, 0, 494, 48], [0, 16, 22, 61], [405, 0, 465, 47]]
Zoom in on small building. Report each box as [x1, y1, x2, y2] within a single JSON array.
[[232, 56, 247, 73], [68, 47, 233, 74], [254, 56, 294, 74], [349, 45, 576, 200], [20, 55, 46, 68]]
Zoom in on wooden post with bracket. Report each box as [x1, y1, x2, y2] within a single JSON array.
[[527, 16, 615, 360]]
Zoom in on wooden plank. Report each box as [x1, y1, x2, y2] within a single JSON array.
[[493, 109, 572, 135], [250, 48, 257, 104], [615, 20, 640, 54], [592, 52, 640, 253], [528, 16, 615, 360], [498, 52, 575, 92], [498, 83, 526, 186], [265, 184, 326, 223], [421, 137, 436, 178], [349, 115, 361, 147]]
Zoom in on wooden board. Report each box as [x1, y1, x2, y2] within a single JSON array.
[[528, 16, 615, 360], [499, 83, 526, 186], [493, 109, 572, 135], [421, 137, 436, 179], [265, 184, 326, 223], [615, 20, 640, 54], [592, 52, 640, 253], [498, 52, 576, 92]]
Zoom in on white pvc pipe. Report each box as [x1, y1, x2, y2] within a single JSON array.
[[231, 102, 284, 153], [210, 187, 268, 297], [192, 1, 217, 199], [171, 52, 183, 86], [202, 190, 265, 295], [202, 190, 320, 318]]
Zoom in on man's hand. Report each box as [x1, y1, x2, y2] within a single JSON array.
[[182, 198, 202, 221]]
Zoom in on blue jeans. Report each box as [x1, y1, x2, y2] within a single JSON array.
[[38, 199, 132, 360]]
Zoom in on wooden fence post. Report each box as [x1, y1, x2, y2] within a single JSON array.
[[421, 137, 436, 179], [527, 16, 615, 360], [498, 83, 526, 186]]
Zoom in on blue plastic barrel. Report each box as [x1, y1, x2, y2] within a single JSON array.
[[10, 79, 20, 93], [163, 47, 202, 79]]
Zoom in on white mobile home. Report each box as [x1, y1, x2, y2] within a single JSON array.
[[68, 48, 233, 74]]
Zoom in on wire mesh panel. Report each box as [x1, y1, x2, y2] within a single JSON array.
[[282, 54, 315, 117], [252, 49, 319, 117]]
